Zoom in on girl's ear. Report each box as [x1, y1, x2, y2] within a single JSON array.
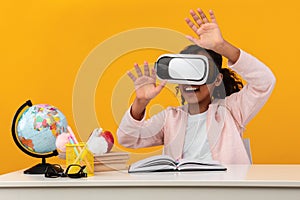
[[214, 73, 223, 86]]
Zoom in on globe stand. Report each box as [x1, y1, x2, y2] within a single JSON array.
[[11, 100, 61, 175], [24, 157, 53, 174]]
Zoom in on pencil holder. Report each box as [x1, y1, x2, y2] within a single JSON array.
[[66, 142, 94, 176]]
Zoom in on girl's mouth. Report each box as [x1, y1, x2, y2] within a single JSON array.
[[183, 86, 200, 93]]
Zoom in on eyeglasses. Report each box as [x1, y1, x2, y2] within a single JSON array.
[[45, 164, 87, 178]]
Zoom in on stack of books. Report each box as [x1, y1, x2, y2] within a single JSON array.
[[94, 151, 130, 172]]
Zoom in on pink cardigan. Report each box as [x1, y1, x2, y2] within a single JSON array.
[[117, 50, 276, 164]]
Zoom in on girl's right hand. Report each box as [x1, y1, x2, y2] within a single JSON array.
[[127, 61, 167, 104]]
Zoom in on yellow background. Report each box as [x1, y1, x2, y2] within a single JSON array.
[[1, 0, 300, 175]]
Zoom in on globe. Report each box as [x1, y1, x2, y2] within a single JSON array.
[[11, 100, 68, 174]]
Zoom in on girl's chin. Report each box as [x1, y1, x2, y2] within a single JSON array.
[[182, 97, 200, 104], [186, 100, 201, 104], [182, 92, 199, 99], [182, 93, 211, 104]]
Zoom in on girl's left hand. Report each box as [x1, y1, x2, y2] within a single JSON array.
[[185, 9, 225, 51]]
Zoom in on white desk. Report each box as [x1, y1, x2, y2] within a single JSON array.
[[1, 165, 300, 200]]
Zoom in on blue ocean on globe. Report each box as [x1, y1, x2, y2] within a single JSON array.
[[16, 104, 68, 154]]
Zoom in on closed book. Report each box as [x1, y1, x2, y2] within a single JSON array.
[[94, 152, 129, 162], [94, 162, 128, 172]]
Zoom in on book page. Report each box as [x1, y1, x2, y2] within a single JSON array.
[[177, 159, 221, 167], [177, 163, 227, 171], [129, 165, 176, 173], [129, 155, 177, 172], [176, 159, 226, 171]]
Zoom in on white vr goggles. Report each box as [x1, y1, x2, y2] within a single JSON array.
[[155, 54, 217, 85]]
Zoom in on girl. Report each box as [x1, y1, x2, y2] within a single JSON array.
[[117, 8, 276, 164]]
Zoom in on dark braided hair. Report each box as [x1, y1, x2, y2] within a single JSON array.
[[177, 45, 243, 104]]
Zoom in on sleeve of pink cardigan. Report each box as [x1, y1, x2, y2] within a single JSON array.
[[116, 106, 166, 149], [225, 50, 276, 128]]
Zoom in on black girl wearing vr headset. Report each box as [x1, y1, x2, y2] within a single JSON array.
[[117, 9, 276, 164]]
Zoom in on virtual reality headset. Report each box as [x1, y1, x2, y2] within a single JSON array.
[[155, 54, 218, 85]]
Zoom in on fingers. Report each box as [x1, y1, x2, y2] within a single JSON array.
[[128, 61, 153, 81], [127, 71, 137, 82], [144, 61, 150, 76], [189, 10, 203, 27], [185, 35, 198, 44], [160, 80, 168, 87], [151, 68, 157, 80], [153, 80, 167, 96], [134, 63, 143, 77], [196, 8, 209, 23], [185, 9, 212, 35], [185, 18, 198, 35], [135, 62, 151, 77], [151, 69, 168, 92], [186, 9, 216, 27], [209, 10, 217, 23]]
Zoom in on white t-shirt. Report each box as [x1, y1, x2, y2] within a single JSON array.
[[182, 111, 213, 162]]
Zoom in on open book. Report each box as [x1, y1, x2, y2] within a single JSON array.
[[128, 155, 226, 173]]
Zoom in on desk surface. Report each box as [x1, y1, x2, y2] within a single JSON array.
[[1, 165, 300, 200], [1, 164, 300, 188]]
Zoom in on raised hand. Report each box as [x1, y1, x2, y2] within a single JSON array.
[[127, 61, 167, 120], [185, 9, 224, 52]]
